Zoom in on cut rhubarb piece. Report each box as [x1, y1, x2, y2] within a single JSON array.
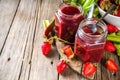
[[43, 17, 55, 39], [62, 45, 74, 59]]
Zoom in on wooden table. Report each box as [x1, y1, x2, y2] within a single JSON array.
[[0, 0, 120, 80]]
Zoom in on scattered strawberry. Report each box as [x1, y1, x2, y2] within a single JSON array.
[[107, 24, 119, 33], [82, 62, 96, 76], [106, 59, 118, 72], [56, 60, 67, 73], [41, 42, 51, 56], [105, 41, 116, 52], [62, 45, 74, 59]]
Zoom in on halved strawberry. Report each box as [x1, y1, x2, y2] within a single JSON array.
[[62, 45, 74, 59], [82, 62, 96, 76], [106, 59, 118, 72], [56, 60, 67, 73]]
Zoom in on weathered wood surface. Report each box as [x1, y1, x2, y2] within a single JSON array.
[[0, 0, 120, 80]]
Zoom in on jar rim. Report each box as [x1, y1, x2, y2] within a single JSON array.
[[58, 3, 83, 17], [78, 18, 107, 39]]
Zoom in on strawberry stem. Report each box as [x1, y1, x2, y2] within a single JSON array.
[[53, 36, 74, 45]]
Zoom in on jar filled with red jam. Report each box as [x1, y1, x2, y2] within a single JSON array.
[[74, 18, 107, 62], [54, 3, 84, 43]]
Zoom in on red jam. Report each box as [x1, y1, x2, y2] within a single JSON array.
[[54, 4, 84, 42], [74, 21, 107, 62], [61, 6, 80, 15], [74, 36, 105, 62]]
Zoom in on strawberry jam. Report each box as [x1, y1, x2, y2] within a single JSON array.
[[74, 18, 107, 62], [54, 3, 84, 42]]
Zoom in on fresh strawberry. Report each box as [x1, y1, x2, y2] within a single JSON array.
[[56, 60, 67, 73], [107, 24, 119, 33], [106, 59, 118, 72], [82, 62, 96, 76], [62, 45, 74, 59], [41, 42, 51, 55], [105, 41, 116, 52]]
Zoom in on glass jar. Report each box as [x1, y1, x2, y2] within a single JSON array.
[[74, 18, 107, 62], [54, 3, 84, 43]]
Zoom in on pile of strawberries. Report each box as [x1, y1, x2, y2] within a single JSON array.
[[99, 0, 120, 16]]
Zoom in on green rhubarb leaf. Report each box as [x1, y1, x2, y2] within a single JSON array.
[[107, 36, 120, 43], [71, 0, 78, 5], [93, 5, 100, 18], [82, 0, 95, 15], [108, 32, 116, 36], [117, 31, 120, 36], [78, 0, 86, 5], [82, 0, 94, 9]]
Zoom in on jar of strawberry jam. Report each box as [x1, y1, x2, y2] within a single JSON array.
[[74, 18, 107, 62], [54, 3, 84, 43]]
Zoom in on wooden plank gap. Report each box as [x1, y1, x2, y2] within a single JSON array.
[[57, 73, 59, 80], [21, 20, 31, 59], [18, 21, 31, 80], [18, 61, 24, 80], [27, 0, 40, 80], [39, 0, 43, 8], [0, 0, 21, 56]]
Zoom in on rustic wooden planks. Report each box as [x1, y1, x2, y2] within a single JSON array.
[[0, 0, 39, 80], [0, 0, 20, 54], [29, 0, 60, 80]]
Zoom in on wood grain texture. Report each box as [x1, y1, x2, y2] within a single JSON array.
[[0, 0, 20, 54], [29, 0, 60, 80], [0, 0, 39, 80]]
